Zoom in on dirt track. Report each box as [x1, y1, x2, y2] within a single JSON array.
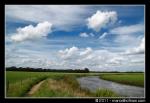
[[27, 80, 45, 96]]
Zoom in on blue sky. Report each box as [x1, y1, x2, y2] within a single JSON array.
[[5, 5, 145, 71]]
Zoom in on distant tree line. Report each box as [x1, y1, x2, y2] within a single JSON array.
[[6, 66, 89, 73]]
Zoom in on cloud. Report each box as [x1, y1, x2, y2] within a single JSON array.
[[114, 35, 140, 46], [99, 32, 108, 39], [5, 45, 59, 69], [57, 46, 144, 71], [80, 47, 93, 56], [89, 33, 95, 37], [87, 11, 117, 32], [110, 24, 144, 35], [10, 21, 52, 42], [5, 44, 145, 71], [5, 5, 88, 31], [125, 37, 145, 55], [58, 46, 79, 59], [79, 32, 89, 38], [79, 32, 95, 38], [108, 56, 125, 65], [108, 23, 144, 47]]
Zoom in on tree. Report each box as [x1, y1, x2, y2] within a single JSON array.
[[84, 68, 89, 73]]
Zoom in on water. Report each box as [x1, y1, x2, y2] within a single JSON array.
[[77, 76, 144, 97]]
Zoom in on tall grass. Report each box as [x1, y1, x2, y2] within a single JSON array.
[[95, 88, 119, 97], [7, 76, 47, 97], [29, 75, 93, 97]]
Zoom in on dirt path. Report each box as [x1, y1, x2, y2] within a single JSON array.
[[27, 80, 45, 96]]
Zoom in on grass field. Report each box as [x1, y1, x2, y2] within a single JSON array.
[[6, 71, 94, 97], [100, 73, 144, 87], [6, 71, 144, 97]]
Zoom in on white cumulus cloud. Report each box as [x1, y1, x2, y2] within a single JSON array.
[[80, 47, 93, 56], [79, 32, 95, 38], [79, 32, 89, 38], [58, 46, 79, 59], [57, 46, 144, 71], [87, 11, 117, 32], [10, 21, 52, 42]]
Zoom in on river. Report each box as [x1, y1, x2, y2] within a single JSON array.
[[77, 76, 144, 97]]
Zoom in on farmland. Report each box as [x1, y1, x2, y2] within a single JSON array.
[[6, 71, 144, 97]]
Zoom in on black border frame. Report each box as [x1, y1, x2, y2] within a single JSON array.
[[1, 0, 150, 102]]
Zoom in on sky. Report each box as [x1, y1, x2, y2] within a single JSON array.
[[5, 5, 145, 71]]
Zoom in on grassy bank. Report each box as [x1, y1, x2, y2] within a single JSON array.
[[29, 75, 93, 97], [7, 76, 47, 97], [100, 73, 144, 87]]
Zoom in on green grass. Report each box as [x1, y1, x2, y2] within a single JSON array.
[[6, 71, 49, 83], [6, 71, 144, 97], [6, 71, 93, 97], [100, 73, 144, 87], [6, 71, 91, 84], [95, 88, 119, 97], [7, 76, 47, 97]]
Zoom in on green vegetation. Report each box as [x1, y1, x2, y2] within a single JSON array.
[[95, 88, 119, 97], [6, 71, 92, 97], [6, 71, 144, 97], [29, 75, 93, 97], [6, 71, 91, 84], [6, 71, 50, 83], [7, 76, 47, 97], [100, 73, 144, 87]]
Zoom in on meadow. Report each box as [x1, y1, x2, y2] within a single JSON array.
[[100, 73, 144, 87], [6, 71, 144, 97]]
